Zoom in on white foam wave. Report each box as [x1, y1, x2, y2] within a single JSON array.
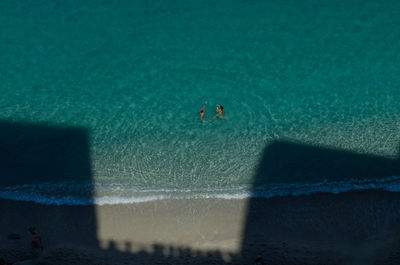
[[1, 176, 400, 205], [94, 195, 167, 205]]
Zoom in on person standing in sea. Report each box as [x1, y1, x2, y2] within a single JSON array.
[[199, 101, 207, 122], [212, 104, 228, 120]]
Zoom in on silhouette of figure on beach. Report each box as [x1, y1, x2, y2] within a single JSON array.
[[28, 226, 43, 257]]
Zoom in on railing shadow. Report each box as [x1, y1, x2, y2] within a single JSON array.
[[2, 121, 400, 264]]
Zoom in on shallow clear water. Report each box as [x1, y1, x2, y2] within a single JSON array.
[[1, 0, 400, 204]]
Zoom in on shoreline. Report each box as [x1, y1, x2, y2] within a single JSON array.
[[3, 175, 400, 206], [2, 190, 400, 264]]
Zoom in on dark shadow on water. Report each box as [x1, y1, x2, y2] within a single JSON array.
[[254, 140, 400, 185], [0, 120, 91, 186], [2, 122, 400, 264]]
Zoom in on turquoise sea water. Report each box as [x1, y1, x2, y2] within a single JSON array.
[[1, 0, 400, 204]]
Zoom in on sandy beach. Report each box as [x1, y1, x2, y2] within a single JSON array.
[[1, 0, 400, 264], [2, 190, 400, 265]]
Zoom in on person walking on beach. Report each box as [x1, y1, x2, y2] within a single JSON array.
[[28, 226, 43, 256], [212, 104, 227, 120], [200, 101, 207, 122]]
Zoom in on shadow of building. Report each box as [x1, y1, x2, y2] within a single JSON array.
[[3, 122, 400, 264], [240, 140, 400, 264], [0, 120, 98, 248]]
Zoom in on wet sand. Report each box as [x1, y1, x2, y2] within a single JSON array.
[[1, 191, 400, 264]]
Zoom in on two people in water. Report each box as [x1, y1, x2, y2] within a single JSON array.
[[199, 102, 227, 122]]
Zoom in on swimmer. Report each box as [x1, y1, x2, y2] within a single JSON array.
[[212, 104, 227, 120], [199, 101, 207, 122]]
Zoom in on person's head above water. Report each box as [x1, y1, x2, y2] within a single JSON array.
[[212, 104, 227, 120]]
